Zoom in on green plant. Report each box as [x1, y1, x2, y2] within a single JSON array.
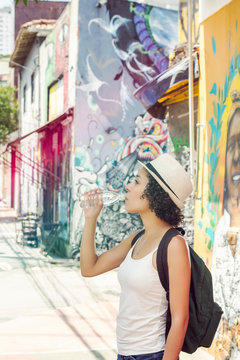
[[15, 0, 38, 5], [0, 85, 18, 144]]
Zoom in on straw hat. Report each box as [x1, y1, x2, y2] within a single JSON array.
[[138, 153, 193, 209]]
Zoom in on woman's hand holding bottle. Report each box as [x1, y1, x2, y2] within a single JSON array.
[[81, 189, 103, 219]]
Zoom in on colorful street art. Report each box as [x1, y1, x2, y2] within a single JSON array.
[[42, 5, 70, 123], [72, 0, 179, 254], [37, 5, 72, 252], [196, 1, 240, 358], [72, 113, 169, 255]]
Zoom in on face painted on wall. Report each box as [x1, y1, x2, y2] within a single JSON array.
[[226, 108, 240, 205]]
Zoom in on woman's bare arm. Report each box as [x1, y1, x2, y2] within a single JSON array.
[[162, 236, 191, 360], [80, 218, 137, 277], [79, 189, 139, 277]]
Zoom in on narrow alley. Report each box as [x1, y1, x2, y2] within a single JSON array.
[[0, 215, 120, 360]]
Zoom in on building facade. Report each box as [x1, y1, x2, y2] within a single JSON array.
[[9, 19, 57, 216], [8, 1, 77, 257]]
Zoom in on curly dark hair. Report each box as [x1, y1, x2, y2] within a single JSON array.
[[141, 172, 184, 226]]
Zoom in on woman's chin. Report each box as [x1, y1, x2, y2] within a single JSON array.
[[125, 206, 137, 214]]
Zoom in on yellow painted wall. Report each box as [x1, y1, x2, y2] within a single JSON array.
[[196, 1, 240, 358]]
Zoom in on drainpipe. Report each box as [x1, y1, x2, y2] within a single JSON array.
[[188, 0, 195, 189], [18, 70, 22, 215]]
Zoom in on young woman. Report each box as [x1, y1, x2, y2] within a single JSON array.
[[80, 153, 192, 360]]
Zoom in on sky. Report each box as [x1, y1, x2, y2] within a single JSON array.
[[0, 0, 13, 8]]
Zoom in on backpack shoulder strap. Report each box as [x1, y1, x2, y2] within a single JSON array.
[[131, 229, 145, 247], [156, 227, 185, 339], [156, 227, 185, 294]]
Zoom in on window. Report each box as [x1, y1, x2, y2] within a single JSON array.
[[31, 72, 35, 103], [48, 76, 64, 122], [59, 24, 68, 43], [23, 85, 26, 113]]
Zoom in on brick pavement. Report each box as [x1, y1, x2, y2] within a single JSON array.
[[0, 283, 214, 360], [0, 299, 119, 359]]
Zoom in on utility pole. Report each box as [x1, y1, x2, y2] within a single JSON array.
[[188, 0, 195, 190]]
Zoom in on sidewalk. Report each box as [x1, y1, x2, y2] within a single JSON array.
[[0, 299, 119, 359], [0, 268, 214, 360], [0, 295, 214, 360], [0, 204, 17, 221], [0, 268, 120, 360]]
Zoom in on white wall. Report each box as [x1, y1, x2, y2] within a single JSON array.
[[19, 38, 40, 137], [19, 133, 39, 214], [18, 38, 41, 214], [68, 0, 79, 109], [39, 37, 48, 127]]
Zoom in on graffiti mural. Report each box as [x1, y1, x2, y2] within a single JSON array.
[[72, 0, 179, 252], [106, 1, 178, 83], [41, 4, 70, 124], [37, 5, 72, 255], [72, 113, 169, 255], [195, 2, 240, 358], [211, 88, 240, 360]]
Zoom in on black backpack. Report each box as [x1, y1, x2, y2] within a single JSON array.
[[131, 227, 223, 354]]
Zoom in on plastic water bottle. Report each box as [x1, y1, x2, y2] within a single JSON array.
[[79, 190, 125, 208]]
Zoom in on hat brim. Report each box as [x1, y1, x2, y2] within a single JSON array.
[[138, 160, 184, 209]]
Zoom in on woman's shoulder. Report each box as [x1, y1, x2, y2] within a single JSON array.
[[168, 234, 190, 260]]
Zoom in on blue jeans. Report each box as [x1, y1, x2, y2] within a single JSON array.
[[117, 350, 164, 359]]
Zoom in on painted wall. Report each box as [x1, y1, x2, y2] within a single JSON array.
[[1, 147, 12, 208], [199, 0, 232, 23], [72, 0, 178, 251], [195, 1, 240, 358], [19, 133, 39, 214], [40, 29, 55, 125], [37, 4, 73, 254], [20, 38, 40, 136], [67, 0, 78, 109], [40, 3, 70, 124], [18, 39, 41, 214]]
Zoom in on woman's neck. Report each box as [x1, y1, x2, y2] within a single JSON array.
[[140, 211, 171, 240]]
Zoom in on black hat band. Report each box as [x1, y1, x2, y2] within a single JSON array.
[[146, 162, 180, 200]]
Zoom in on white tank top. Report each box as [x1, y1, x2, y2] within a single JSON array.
[[117, 239, 168, 356]]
